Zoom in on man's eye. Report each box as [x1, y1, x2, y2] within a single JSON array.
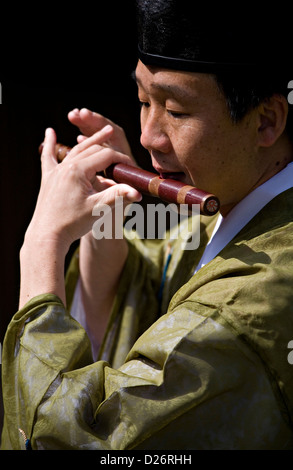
[[167, 110, 186, 118], [139, 101, 150, 108]]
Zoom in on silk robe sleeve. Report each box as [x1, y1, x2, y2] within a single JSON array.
[[1, 292, 291, 450], [1, 201, 293, 450]]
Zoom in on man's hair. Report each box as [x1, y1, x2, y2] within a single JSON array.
[[215, 71, 293, 141]]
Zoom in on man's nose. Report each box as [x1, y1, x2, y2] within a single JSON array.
[[140, 110, 171, 154]]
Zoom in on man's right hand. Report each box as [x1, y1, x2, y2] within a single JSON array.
[[68, 108, 134, 158]]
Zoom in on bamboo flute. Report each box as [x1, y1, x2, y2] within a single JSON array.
[[39, 142, 220, 216]]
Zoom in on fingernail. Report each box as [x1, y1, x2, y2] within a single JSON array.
[[45, 128, 53, 136], [103, 124, 113, 133]]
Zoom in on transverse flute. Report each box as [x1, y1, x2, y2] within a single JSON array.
[[39, 143, 220, 216]]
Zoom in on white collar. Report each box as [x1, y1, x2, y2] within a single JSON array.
[[195, 162, 293, 273]]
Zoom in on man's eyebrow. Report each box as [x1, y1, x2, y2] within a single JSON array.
[[131, 70, 193, 100]]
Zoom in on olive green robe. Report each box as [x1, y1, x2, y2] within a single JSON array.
[[1, 190, 293, 450]]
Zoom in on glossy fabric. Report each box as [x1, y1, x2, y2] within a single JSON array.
[[1, 190, 293, 449]]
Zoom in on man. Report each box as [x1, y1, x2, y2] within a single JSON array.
[[1, 1, 293, 449]]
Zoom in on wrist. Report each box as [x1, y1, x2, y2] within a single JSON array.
[[19, 236, 67, 309], [23, 226, 70, 259], [20, 237, 67, 264], [81, 230, 129, 259]]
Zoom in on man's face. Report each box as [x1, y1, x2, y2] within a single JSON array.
[[135, 60, 261, 214]]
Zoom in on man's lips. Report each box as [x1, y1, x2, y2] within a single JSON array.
[[159, 172, 186, 182], [152, 162, 187, 182]]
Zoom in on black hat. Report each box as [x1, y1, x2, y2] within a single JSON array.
[[136, 0, 289, 73]]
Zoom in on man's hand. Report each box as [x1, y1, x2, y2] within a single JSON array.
[[65, 109, 141, 343], [18, 125, 141, 309], [26, 126, 141, 254], [68, 108, 133, 158]]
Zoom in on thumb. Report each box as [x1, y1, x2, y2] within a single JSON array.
[[90, 183, 142, 209], [40, 128, 58, 173]]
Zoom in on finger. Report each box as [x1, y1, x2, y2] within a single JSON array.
[[68, 109, 88, 133], [76, 134, 88, 144], [90, 183, 142, 210], [68, 108, 133, 157], [91, 174, 117, 193], [78, 147, 136, 182], [68, 108, 114, 137], [67, 125, 114, 160], [76, 133, 112, 148], [41, 128, 58, 172]]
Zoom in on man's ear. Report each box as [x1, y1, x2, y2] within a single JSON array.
[[258, 94, 288, 147]]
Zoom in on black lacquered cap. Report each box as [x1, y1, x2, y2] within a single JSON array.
[[136, 0, 290, 73]]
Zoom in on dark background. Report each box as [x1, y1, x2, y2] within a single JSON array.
[[0, 2, 152, 440]]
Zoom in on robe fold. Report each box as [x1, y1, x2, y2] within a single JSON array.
[[1, 190, 293, 450]]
